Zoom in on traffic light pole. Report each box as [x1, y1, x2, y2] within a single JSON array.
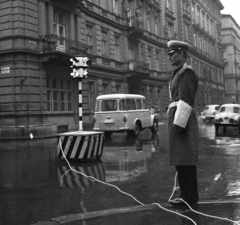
[[56, 56, 104, 161], [70, 56, 89, 131], [78, 78, 83, 131]]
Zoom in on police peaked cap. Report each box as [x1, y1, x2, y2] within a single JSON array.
[[167, 40, 190, 55]]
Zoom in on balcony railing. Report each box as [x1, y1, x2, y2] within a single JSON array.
[[183, 8, 191, 19], [153, 0, 160, 8], [128, 60, 150, 72], [40, 34, 92, 56], [53, 0, 85, 9], [128, 17, 144, 39]]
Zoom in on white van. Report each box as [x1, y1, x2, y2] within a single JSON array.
[[92, 94, 159, 138]]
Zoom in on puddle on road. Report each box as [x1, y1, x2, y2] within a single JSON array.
[[2, 123, 240, 225], [58, 160, 105, 188], [102, 133, 160, 182]]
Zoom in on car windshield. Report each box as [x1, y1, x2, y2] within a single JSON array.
[[219, 106, 240, 113], [101, 100, 118, 111], [206, 106, 219, 110]]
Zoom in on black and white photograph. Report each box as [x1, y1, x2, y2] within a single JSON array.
[[0, 0, 240, 224]]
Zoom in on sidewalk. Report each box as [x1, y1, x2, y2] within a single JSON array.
[[0, 122, 95, 141], [0, 116, 168, 141]]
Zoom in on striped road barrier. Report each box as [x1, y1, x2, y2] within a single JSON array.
[[57, 131, 104, 161]]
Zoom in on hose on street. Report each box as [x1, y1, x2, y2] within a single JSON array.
[[59, 139, 240, 225]]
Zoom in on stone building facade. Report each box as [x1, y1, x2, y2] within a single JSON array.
[[221, 14, 240, 104], [179, 0, 225, 110], [0, 0, 224, 138]]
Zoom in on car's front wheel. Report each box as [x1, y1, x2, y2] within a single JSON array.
[[151, 119, 158, 134]]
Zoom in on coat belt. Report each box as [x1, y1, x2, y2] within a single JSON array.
[[169, 101, 179, 109]]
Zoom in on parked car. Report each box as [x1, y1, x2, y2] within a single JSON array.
[[202, 104, 220, 122], [214, 104, 240, 133], [92, 94, 159, 138]]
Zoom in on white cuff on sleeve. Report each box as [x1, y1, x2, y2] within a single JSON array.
[[173, 100, 192, 128]]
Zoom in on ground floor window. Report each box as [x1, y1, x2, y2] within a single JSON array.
[[47, 77, 73, 112]]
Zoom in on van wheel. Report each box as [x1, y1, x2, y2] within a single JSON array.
[[104, 131, 112, 138], [151, 119, 158, 134], [132, 122, 141, 137]]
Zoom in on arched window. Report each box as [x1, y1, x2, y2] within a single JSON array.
[[199, 35, 202, 50], [193, 32, 197, 46], [196, 6, 200, 24], [183, 0, 188, 10], [201, 10, 205, 28], [191, 1, 195, 21], [166, 0, 173, 11], [205, 15, 209, 32]]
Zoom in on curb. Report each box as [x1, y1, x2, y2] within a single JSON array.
[[0, 120, 167, 141], [31, 204, 158, 225], [0, 134, 58, 141]]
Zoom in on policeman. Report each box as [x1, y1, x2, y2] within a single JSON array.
[[167, 40, 199, 205]]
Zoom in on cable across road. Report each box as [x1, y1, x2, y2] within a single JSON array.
[[59, 139, 240, 225]]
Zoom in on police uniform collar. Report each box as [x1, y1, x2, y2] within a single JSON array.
[[175, 62, 187, 71]]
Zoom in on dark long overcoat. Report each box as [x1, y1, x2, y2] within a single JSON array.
[[168, 63, 199, 166]]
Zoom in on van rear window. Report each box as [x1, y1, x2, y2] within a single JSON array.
[[101, 100, 117, 111]]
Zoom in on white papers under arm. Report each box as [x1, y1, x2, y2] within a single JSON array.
[[173, 100, 192, 128]]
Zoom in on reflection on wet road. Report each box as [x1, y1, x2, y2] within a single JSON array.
[[0, 119, 240, 225], [58, 161, 105, 188], [102, 133, 160, 182]]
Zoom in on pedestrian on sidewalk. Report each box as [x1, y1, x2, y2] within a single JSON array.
[[166, 40, 199, 206]]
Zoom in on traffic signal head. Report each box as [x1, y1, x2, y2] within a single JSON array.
[[70, 56, 91, 78]]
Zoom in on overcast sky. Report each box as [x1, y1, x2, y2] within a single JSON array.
[[220, 0, 240, 26]]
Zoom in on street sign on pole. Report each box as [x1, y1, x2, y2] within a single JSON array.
[[1, 67, 10, 74]]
